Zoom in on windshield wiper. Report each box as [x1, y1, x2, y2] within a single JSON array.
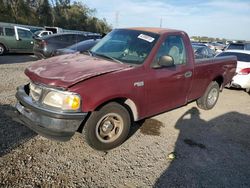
[[93, 52, 124, 64]]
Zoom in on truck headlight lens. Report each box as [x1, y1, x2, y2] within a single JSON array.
[[43, 91, 81, 111], [30, 82, 42, 101]]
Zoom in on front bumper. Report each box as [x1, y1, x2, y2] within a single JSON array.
[[15, 85, 87, 141]]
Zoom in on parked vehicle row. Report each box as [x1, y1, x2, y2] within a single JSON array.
[[191, 41, 226, 52], [192, 41, 250, 55], [192, 44, 216, 59], [0, 22, 101, 56]]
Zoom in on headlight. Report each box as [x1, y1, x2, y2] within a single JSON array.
[[42, 90, 81, 111], [29, 82, 42, 101]]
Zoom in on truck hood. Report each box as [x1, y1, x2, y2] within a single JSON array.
[[25, 53, 131, 88]]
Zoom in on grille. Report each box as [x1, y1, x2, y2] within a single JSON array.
[[29, 82, 42, 101]]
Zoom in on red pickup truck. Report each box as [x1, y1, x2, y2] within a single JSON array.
[[15, 27, 237, 150]]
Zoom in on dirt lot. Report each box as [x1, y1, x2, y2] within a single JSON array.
[[0, 55, 250, 187]]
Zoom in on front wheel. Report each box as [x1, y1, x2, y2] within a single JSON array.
[[83, 102, 131, 151], [197, 81, 220, 110]]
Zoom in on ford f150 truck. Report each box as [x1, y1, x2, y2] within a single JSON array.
[[15, 27, 237, 150]]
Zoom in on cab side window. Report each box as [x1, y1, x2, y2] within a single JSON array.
[[17, 29, 32, 39], [5, 28, 15, 36], [154, 35, 186, 65]]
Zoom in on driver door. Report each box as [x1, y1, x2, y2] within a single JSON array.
[[145, 35, 193, 116]]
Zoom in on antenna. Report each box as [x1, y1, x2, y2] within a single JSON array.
[[160, 17, 162, 28], [115, 11, 119, 28]]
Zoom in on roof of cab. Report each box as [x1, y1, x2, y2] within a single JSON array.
[[126, 27, 184, 34]]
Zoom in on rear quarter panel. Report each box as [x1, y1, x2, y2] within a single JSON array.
[[188, 56, 237, 101]]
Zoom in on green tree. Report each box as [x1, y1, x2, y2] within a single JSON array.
[[37, 0, 53, 26], [0, 0, 13, 22], [0, 0, 112, 34]]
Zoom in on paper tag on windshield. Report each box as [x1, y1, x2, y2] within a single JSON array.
[[138, 34, 155, 42]]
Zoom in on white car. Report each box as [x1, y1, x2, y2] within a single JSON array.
[[216, 50, 250, 93], [34, 30, 53, 38]]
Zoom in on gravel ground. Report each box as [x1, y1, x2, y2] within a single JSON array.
[[0, 55, 250, 187]]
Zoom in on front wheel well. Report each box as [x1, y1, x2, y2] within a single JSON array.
[[94, 98, 138, 122], [77, 98, 138, 133]]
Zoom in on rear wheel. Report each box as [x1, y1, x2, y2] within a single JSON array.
[[83, 102, 131, 151], [246, 88, 250, 94], [0, 44, 5, 55], [197, 81, 220, 110]]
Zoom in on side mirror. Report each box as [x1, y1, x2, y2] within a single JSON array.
[[158, 55, 174, 67]]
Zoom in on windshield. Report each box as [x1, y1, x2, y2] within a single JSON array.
[[34, 30, 42, 35], [90, 29, 159, 65]]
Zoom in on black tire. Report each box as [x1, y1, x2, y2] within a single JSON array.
[[0, 44, 5, 55], [196, 81, 220, 110], [246, 88, 250, 94], [83, 102, 131, 151]]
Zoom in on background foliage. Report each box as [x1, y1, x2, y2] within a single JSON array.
[[0, 0, 111, 33]]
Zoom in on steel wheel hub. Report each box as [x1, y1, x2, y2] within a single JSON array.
[[102, 120, 114, 133], [96, 113, 124, 143], [207, 88, 218, 106]]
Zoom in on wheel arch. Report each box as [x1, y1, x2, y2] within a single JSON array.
[[78, 97, 139, 133], [94, 97, 139, 122], [213, 75, 224, 90]]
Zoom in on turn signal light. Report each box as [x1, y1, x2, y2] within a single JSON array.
[[64, 96, 81, 110]]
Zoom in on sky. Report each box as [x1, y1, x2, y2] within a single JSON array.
[[81, 0, 250, 40]]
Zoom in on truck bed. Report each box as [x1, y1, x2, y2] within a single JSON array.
[[188, 56, 237, 102]]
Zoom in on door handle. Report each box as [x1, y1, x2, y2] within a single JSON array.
[[184, 71, 192, 78]]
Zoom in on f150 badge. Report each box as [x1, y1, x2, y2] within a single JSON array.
[[134, 81, 144, 87]]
